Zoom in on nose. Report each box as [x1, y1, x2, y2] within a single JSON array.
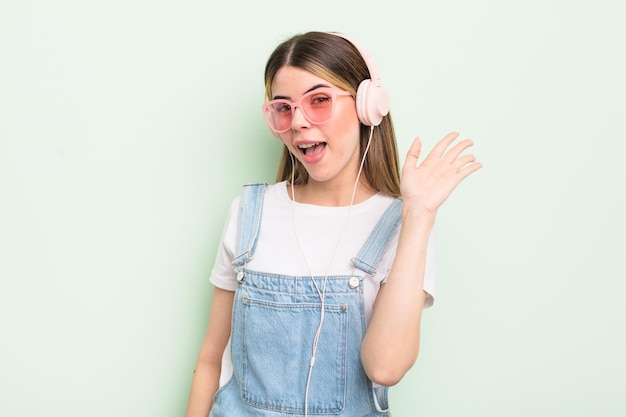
[[290, 106, 310, 131]]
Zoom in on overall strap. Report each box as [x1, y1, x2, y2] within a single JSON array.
[[350, 198, 402, 275], [231, 182, 266, 272]]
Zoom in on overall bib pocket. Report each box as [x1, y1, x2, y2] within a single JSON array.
[[235, 293, 348, 414]]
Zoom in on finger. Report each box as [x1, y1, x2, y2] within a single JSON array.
[[403, 136, 422, 171], [443, 139, 474, 163], [457, 161, 483, 181], [430, 131, 460, 158], [452, 153, 477, 171]]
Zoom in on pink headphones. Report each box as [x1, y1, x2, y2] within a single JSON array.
[[332, 32, 390, 127]]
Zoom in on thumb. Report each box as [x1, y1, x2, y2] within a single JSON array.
[[403, 136, 422, 173]]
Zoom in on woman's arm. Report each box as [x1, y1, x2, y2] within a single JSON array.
[[361, 132, 481, 386], [185, 287, 235, 417]]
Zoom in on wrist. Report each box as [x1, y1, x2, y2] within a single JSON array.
[[401, 202, 437, 224]]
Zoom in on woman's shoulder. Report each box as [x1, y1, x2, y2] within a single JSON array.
[[237, 181, 288, 197], [227, 181, 287, 205]]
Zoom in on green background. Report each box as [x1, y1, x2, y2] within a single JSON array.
[[1, 0, 624, 416]]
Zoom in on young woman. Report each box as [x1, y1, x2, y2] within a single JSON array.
[[186, 31, 481, 417]]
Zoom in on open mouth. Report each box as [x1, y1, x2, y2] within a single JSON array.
[[298, 142, 326, 155]]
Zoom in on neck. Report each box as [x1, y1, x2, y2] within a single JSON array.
[[289, 178, 376, 207]]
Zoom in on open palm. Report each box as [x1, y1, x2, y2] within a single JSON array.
[[400, 132, 482, 215]]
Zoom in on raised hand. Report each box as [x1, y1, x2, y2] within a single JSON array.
[[400, 132, 482, 216]]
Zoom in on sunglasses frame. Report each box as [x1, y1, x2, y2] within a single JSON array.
[[262, 88, 353, 133]]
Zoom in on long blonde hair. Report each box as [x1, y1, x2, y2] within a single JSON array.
[[264, 31, 401, 197]]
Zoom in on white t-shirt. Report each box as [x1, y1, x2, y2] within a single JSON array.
[[209, 181, 436, 387]]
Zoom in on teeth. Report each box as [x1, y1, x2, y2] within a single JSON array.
[[298, 142, 321, 149]]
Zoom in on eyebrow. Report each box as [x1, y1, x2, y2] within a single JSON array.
[[272, 83, 332, 100]]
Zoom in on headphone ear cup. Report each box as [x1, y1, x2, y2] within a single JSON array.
[[355, 79, 371, 126], [356, 79, 390, 127]]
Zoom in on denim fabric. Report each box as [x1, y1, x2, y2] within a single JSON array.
[[211, 183, 400, 416]]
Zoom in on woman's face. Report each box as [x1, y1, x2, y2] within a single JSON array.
[[270, 66, 362, 187]]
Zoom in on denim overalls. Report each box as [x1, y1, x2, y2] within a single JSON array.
[[210, 183, 402, 417]]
